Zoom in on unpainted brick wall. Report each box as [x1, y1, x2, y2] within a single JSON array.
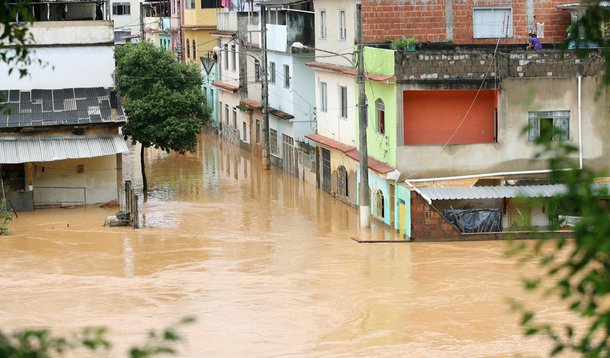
[[362, 0, 571, 46], [395, 50, 604, 82], [410, 191, 461, 241]]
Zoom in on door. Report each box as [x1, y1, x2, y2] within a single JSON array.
[[398, 202, 406, 236], [389, 183, 395, 229], [321, 148, 331, 193]]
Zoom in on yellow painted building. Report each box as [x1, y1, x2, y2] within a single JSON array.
[[182, 5, 218, 64]]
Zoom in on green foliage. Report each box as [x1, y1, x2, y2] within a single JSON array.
[[0, 199, 12, 235], [0, 317, 195, 357], [509, 133, 610, 356], [0, 0, 35, 78], [565, 3, 610, 83], [392, 37, 417, 51], [115, 42, 210, 154]]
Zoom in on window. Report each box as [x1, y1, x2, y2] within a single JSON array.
[[270, 129, 278, 155], [114, 29, 131, 43], [192, 39, 196, 60], [320, 10, 327, 39], [186, 39, 190, 59], [219, 101, 223, 122], [528, 111, 570, 142], [339, 85, 347, 118], [375, 190, 385, 219], [201, 0, 215, 8], [283, 64, 290, 88], [376, 98, 385, 134], [269, 62, 276, 83], [320, 81, 327, 112], [223, 44, 228, 70], [337, 166, 348, 199], [242, 122, 247, 141], [112, 2, 130, 15], [232, 107, 237, 128], [224, 104, 229, 125], [185, 0, 195, 9], [255, 119, 260, 144], [231, 45, 236, 72], [254, 60, 261, 82], [473, 8, 513, 38], [338, 10, 346, 40]]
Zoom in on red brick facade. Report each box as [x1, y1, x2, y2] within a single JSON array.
[[410, 191, 461, 241], [362, 0, 571, 46]]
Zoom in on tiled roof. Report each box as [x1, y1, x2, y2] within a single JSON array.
[[240, 98, 262, 110], [0, 135, 128, 164], [212, 81, 239, 92], [345, 149, 396, 174], [305, 133, 354, 153], [0, 87, 125, 129], [306, 61, 396, 83], [268, 107, 294, 120]]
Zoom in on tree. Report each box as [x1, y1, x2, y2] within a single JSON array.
[[510, 136, 610, 355], [0, 0, 34, 79], [0, 316, 194, 357], [114, 42, 209, 192]]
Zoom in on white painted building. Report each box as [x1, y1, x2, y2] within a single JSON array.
[[0, 5, 127, 210], [261, 0, 316, 183], [110, 0, 142, 43]]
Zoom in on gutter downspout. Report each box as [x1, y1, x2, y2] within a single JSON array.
[[578, 74, 583, 169]]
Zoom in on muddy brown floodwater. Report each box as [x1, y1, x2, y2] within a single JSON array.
[[0, 133, 576, 357]]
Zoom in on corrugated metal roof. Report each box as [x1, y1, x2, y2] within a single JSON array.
[[0, 135, 129, 164], [415, 183, 610, 200]]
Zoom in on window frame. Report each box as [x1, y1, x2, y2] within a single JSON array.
[[231, 44, 237, 72], [376, 98, 385, 135], [528, 111, 570, 142], [223, 44, 229, 70], [339, 85, 347, 118], [320, 10, 327, 39], [186, 38, 190, 59], [112, 2, 131, 15], [338, 10, 347, 40], [270, 129, 278, 155], [283, 64, 290, 88], [473, 7, 513, 39], [232, 107, 237, 128], [319, 81, 328, 112], [269, 62, 276, 83], [254, 60, 261, 83]]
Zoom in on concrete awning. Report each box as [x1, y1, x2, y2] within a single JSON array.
[[0, 135, 129, 164], [306, 61, 396, 83], [212, 81, 239, 92], [240, 98, 262, 110]]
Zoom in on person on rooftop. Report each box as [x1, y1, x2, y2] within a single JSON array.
[[527, 32, 542, 50]]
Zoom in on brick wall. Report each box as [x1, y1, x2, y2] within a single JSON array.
[[363, 0, 572, 46], [410, 191, 461, 241], [395, 50, 604, 84]]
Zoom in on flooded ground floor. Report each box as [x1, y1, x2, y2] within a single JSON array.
[[0, 133, 576, 357]]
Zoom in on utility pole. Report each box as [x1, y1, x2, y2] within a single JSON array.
[[139, 2, 145, 42], [356, 2, 370, 228], [260, 5, 270, 170], [176, 0, 183, 62]]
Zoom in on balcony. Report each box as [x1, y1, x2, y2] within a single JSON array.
[[395, 46, 604, 87], [266, 10, 313, 53], [217, 11, 238, 32]]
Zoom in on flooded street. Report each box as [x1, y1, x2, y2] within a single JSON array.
[[0, 133, 572, 357]]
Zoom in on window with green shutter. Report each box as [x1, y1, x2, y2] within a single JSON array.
[[528, 111, 570, 142]]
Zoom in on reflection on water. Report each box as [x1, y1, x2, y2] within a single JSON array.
[[0, 132, 572, 357]]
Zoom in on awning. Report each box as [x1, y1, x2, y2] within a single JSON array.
[[240, 98, 262, 110], [306, 61, 396, 83], [0, 135, 129, 164], [345, 149, 396, 175], [305, 133, 354, 153], [268, 107, 294, 120], [414, 183, 610, 201], [212, 81, 239, 92]]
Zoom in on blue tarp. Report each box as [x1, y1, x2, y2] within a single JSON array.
[[443, 208, 502, 233]]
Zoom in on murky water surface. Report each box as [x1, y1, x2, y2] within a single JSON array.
[[0, 133, 573, 357]]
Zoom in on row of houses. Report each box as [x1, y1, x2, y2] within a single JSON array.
[[174, 0, 609, 240]]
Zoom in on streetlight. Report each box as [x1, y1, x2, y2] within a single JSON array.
[[291, 41, 370, 229]]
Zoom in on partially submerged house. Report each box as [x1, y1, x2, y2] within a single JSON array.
[[0, 0, 128, 211]]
